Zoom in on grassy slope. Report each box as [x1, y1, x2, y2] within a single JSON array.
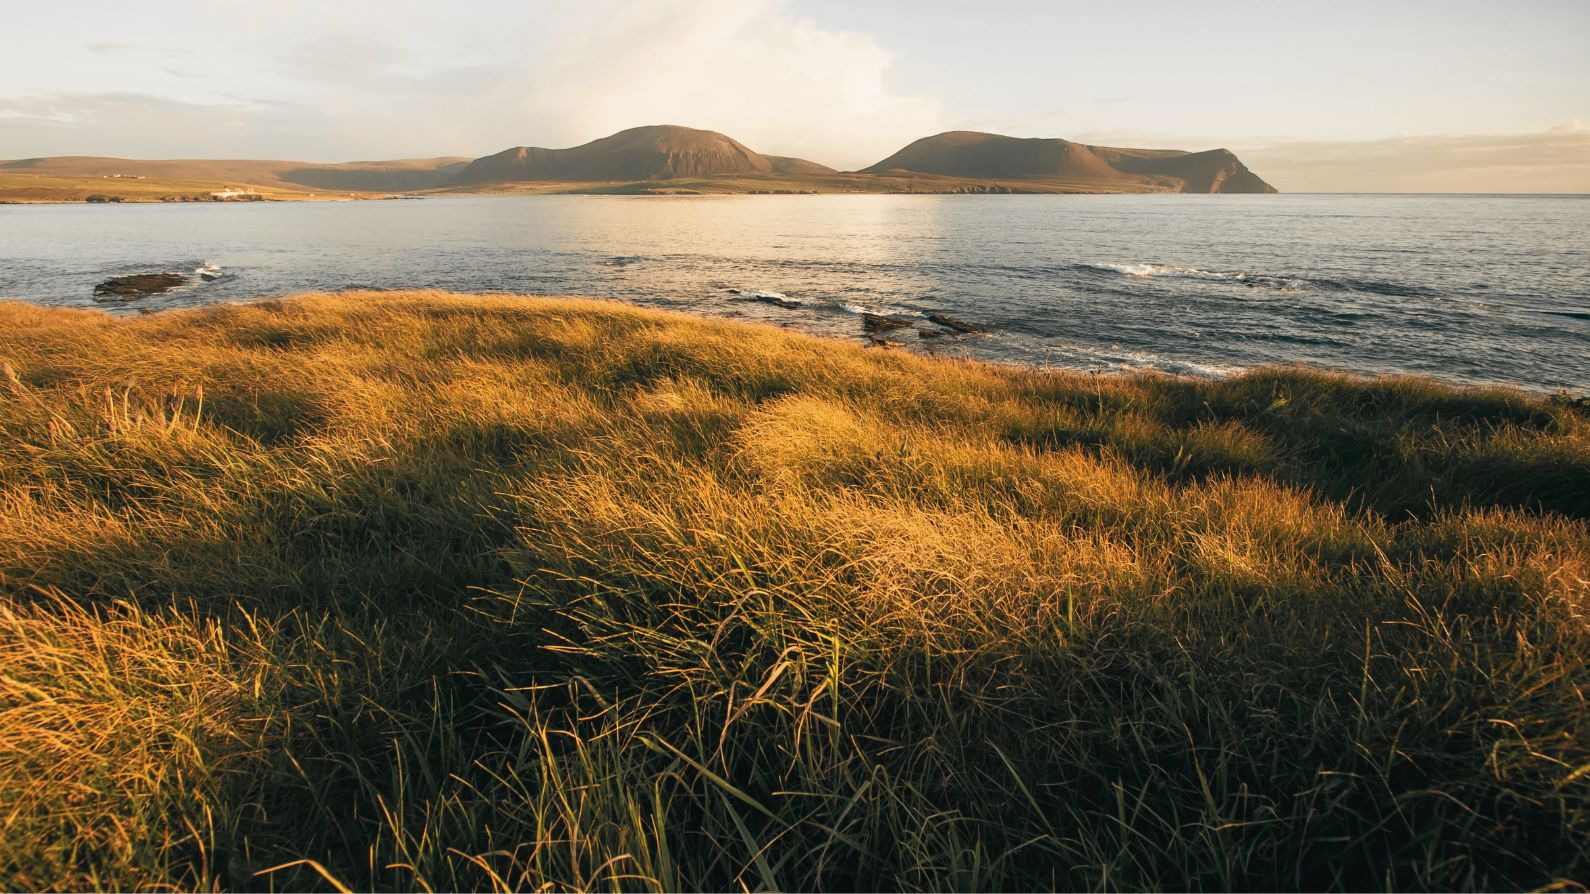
[[0, 292, 1586, 891], [433, 170, 1179, 195], [0, 172, 343, 204], [0, 166, 1183, 202], [0, 157, 473, 203]]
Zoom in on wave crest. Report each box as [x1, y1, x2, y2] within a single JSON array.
[[1086, 262, 1434, 297]]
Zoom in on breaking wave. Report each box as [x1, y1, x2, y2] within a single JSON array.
[[1044, 342, 1243, 379], [1083, 262, 1433, 297], [725, 288, 803, 305]]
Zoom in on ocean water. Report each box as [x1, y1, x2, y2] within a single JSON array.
[[2, 193, 1586, 391]]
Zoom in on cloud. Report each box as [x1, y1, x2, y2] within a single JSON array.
[[1066, 124, 1590, 193], [1241, 126, 1590, 193], [270, 30, 507, 97], [0, 91, 333, 158], [1, 0, 940, 166], [497, 0, 942, 168]]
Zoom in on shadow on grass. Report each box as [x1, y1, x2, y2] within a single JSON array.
[[1, 293, 1585, 891]]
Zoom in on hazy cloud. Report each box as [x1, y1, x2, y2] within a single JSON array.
[[499, 0, 943, 168], [1243, 126, 1590, 193], [0, 0, 940, 167], [0, 91, 332, 158], [1066, 124, 1590, 193]]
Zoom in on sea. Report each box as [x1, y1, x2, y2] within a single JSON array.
[[2, 193, 1586, 392]]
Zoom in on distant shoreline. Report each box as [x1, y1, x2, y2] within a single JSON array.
[[5, 186, 1586, 205], [0, 174, 1235, 205], [0, 123, 1282, 202]]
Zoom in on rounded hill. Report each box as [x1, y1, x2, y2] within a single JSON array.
[[862, 130, 1276, 193], [453, 125, 837, 183]]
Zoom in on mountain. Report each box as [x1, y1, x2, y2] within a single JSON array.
[[862, 131, 1276, 193], [1, 126, 1278, 201], [452, 125, 834, 184]]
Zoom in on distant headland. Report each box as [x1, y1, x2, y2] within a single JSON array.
[[0, 124, 1276, 203]]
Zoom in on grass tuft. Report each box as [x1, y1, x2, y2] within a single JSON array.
[[1, 291, 1586, 890]]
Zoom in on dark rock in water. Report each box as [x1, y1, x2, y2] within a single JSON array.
[[925, 312, 988, 334], [916, 325, 950, 339], [865, 335, 904, 349], [93, 273, 187, 301], [200, 272, 219, 282], [862, 312, 913, 333]]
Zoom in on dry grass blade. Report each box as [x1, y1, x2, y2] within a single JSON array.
[[0, 291, 1585, 891]]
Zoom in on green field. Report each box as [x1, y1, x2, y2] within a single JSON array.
[[1, 292, 1585, 890]]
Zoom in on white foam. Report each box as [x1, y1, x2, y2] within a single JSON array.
[[739, 289, 800, 303], [1152, 358, 1240, 378], [840, 302, 899, 316], [1046, 343, 1240, 379], [1094, 262, 1308, 291], [1096, 262, 1231, 280]]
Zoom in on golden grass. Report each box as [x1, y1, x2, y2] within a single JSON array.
[[0, 291, 1586, 890], [0, 173, 361, 204]]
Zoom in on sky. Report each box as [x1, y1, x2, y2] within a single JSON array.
[[1, 0, 1586, 192]]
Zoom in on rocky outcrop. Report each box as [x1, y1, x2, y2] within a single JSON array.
[[93, 273, 186, 301], [861, 313, 913, 333], [925, 313, 988, 333]]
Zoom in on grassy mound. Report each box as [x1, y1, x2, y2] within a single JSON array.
[[1, 291, 1586, 891]]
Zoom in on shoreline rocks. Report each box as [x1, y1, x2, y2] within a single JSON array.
[[926, 312, 988, 333], [861, 312, 913, 333], [93, 273, 187, 301]]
